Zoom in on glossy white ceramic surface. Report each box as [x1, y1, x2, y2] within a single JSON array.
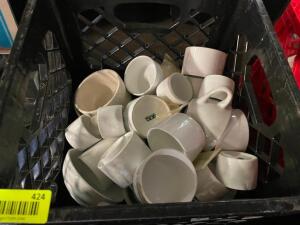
[[65, 115, 101, 150], [147, 113, 205, 161], [156, 73, 193, 105], [91, 105, 126, 139], [124, 95, 171, 138], [98, 131, 151, 188], [133, 149, 197, 203], [216, 151, 258, 190], [63, 149, 124, 206], [75, 69, 131, 116], [125, 56, 164, 96], [182, 47, 227, 77], [187, 87, 233, 150]]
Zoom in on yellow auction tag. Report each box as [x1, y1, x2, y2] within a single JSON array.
[[0, 189, 52, 224]]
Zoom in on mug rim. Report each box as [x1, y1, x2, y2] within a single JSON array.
[[167, 73, 193, 104], [147, 128, 186, 154], [64, 149, 124, 203], [185, 46, 227, 56], [125, 55, 159, 96], [74, 69, 122, 115], [130, 95, 171, 137], [147, 113, 204, 160], [135, 148, 197, 203]]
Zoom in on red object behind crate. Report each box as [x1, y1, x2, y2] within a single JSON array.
[[249, 0, 300, 127], [275, 0, 300, 88]]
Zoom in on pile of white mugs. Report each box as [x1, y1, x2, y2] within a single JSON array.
[[63, 47, 258, 206]]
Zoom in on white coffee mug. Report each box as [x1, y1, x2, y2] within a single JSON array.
[[62, 149, 124, 206], [156, 73, 193, 105], [133, 148, 197, 203], [124, 95, 171, 138], [185, 75, 203, 98], [65, 115, 101, 150], [125, 55, 164, 96], [98, 131, 151, 188], [182, 47, 227, 77], [91, 105, 126, 139], [147, 113, 205, 161], [195, 165, 228, 202], [216, 151, 258, 190], [187, 87, 233, 150], [198, 75, 235, 100], [75, 69, 131, 116], [218, 109, 249, 151], [79, 138, 116, 181]]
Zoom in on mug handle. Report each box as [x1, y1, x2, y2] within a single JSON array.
[[196, 87, 233, 109]]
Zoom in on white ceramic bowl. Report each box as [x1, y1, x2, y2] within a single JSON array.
[[63, 149, 124, 206]]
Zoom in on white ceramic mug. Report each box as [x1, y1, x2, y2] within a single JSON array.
[[182, 47, 227, 77], [133, 148, 197, 203], [187, 87, 233, 150], [98, 131, 151, 188], [65, 115, 101, 150], [185, 75, 203, 98], [75, 69, 131, 116], [156, 73, 193, 105], [91, 105, 126, 139], [125, 56, 164, 96], [195, 164, 228, 202], [79, 138, 116, 181], [198, 74, 235, 100], [147, 113, 206, 161], [218, 109, 249, 151], [216, 151, 258, 190], [62, 149, 124, 206], [124, 95, 171, 138]]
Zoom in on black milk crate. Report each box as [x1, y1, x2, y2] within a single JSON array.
[[1, 0, 300, 223]]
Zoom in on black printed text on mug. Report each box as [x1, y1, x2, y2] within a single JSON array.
[[145, 113, 156, 122]]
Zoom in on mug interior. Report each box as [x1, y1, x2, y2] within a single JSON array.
[[67, 149, 123, 202], [170, 75, 193, 102], [202, 75, 234, 100], [148, 129, 185, 153], [140, 154, 196, 203], [207, 89, 230, 102], [125, 57, 156, 95], [81, 115, 100, 138], [132, 96, 170, 137], [75, 70, 120, 112]]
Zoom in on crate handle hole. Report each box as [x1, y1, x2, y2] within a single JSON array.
[[114, 3, 180, 27]]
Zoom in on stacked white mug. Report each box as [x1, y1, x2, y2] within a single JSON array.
[[62, 48, 257, 206]]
